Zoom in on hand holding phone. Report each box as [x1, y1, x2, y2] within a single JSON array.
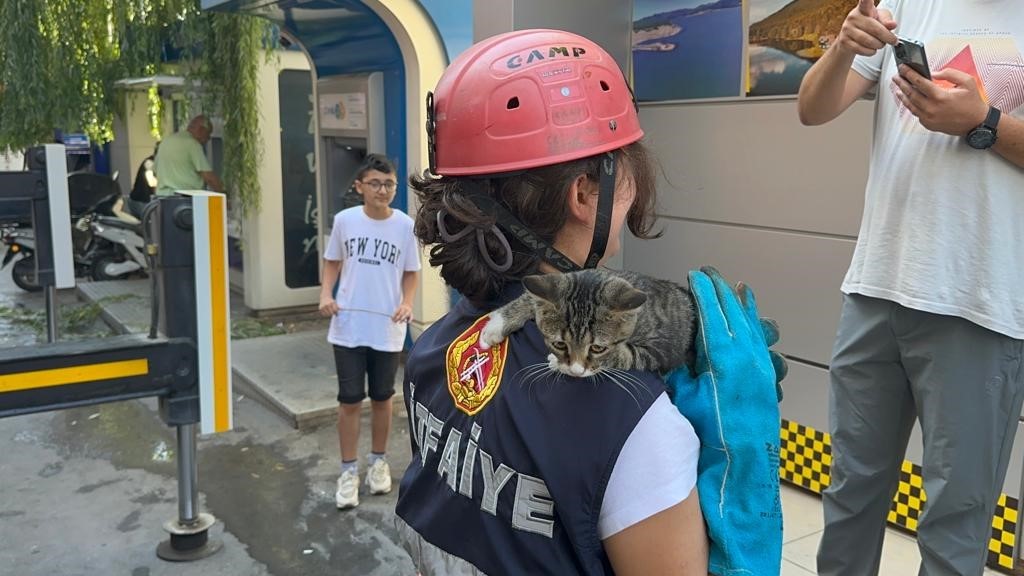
[[893, 36, 932, 80]]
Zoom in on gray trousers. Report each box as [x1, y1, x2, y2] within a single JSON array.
[[817, 294, 1024, 576]]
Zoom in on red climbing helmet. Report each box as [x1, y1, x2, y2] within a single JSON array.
[[427, 28, 643, 176]]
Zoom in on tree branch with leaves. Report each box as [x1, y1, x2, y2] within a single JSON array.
[[0, 0, 273, 216]]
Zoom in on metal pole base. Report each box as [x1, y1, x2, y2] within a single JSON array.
[[156, 512, 221, 562]]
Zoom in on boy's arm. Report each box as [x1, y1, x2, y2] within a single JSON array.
[[393, 270, 419, 323], [319, 259, 342, 316]]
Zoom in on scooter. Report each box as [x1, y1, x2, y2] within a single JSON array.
[[1, 225, 41, 292], [87, 203, 149, 281], [0, 206, 114, 292], [60, 170, 149, 281], [0, 171, 138, 291]]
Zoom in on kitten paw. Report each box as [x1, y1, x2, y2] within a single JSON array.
[[479, 314, 506, 350]]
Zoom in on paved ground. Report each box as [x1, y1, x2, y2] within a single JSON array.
[[0, 268, 417, 575]]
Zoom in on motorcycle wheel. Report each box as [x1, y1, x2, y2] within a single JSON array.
[[12, 256, 41, 292], [90, 255, 121, 281]]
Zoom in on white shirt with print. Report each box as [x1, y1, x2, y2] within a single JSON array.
[[847, 0, 1024, 338], [324, 207, 421, 351]]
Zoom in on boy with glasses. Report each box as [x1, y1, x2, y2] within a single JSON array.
[[319, 153, 421, 509]]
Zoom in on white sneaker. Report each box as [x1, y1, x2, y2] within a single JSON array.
[[336, 469, 359, 509], [366, 458, 392, 495]]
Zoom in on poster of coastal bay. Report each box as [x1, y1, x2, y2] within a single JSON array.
[[748, 0, 850, 97], [632, 0, 744, 101]]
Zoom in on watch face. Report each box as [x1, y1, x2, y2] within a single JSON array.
[[967, 128, 996, 149]]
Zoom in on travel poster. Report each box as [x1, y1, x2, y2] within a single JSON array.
[[748, 0, 849, 97], [632, 0, 745, 102]]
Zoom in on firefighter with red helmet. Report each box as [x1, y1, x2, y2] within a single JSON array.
[[395, 29, 784, 575]]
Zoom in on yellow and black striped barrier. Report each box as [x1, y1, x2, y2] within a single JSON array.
[[780, 418, 1019, 573], [0, 190, 233, 561], [0, 335, 195, 418]]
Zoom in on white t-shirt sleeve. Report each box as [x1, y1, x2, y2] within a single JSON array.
[[598, 392, 700, 540], [851, 47, 888, 83], [323, 212, 346, 262]]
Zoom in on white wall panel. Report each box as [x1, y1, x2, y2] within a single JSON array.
[[639, 100, 873, 237], [779, 360, 830, 433], [625, 219, 853, 366]]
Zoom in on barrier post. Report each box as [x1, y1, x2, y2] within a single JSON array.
[[0, 166, 231, 562], [153, 192, 231, 561]]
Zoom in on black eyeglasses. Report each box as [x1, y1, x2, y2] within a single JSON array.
[[359, 179, 397, 192]]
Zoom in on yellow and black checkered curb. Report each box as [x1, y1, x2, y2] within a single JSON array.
[[779, 419, 1018, 573]]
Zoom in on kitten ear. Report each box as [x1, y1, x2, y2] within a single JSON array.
[[606, 277, 647, 311], [613, 287, 647, 311], [522, 274, 561, 303]]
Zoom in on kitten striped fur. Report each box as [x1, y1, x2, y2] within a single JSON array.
[[480, 269, 696, 377]]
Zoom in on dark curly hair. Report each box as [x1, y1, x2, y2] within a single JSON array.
[[356, 153, 397, 180], [410, 141, 660, 304]]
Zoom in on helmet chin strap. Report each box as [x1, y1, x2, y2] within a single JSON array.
[[583, 151, 616, 269], [463, 182, 581, 273], [460, 149, 617, 274]]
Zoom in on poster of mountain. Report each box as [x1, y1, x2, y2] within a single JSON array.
[[632, 0, 745, 101], [748, 0, 850, 97]]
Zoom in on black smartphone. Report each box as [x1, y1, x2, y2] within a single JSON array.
[[893, 36, 931, 80]]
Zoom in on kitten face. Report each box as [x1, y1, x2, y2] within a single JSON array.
[[535, 303, 640, 377], [524, 272, 646, 377]]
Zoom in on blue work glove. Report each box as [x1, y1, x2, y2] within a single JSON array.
[[667, 267, 785, 576]]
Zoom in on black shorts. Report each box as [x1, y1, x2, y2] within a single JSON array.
[[333, 345, 400, 404]]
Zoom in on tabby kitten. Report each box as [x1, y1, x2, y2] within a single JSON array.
[[479, 269, 696, 377]]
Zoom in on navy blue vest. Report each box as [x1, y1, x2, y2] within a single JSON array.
[[396, 285, 666, 575]]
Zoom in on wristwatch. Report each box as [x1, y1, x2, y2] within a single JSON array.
[[966, 106, 1001, 150]]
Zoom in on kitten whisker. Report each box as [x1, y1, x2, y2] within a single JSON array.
[[514, 362, 557, 405], [605, 368, 657, 401], [518, 364, 554, 386], [595, 370, 642, 409], [513, 362, 549, 380]]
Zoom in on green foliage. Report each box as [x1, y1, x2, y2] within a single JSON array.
[[0, 294, 136, 339], [0, 0, 273, 216], [230, 317, 287, 340], [178, 11, 269, 214]]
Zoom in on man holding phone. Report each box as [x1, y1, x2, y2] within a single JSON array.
[[798, 1, 1024, 574]]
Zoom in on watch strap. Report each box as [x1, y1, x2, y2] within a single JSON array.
[[982, 106, 1001, 131]]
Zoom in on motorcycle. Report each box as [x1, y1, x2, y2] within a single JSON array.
[[86, 205, 149, 281], [1, 225, 40, 292], [0, 171, 144, 291], [63, 171, 149, 282]]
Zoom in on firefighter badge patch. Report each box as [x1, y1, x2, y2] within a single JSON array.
[[446, 315, 507, 415]]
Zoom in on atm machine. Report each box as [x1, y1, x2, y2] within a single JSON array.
[[317, 72, 386, 235]]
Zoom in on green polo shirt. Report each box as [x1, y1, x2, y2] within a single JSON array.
[[154, 130, 212, 196]]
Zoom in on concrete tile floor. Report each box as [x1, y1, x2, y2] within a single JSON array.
[[780, 485, 1006, 575]]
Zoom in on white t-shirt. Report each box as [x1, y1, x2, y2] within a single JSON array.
[[847, 0, 1024, 338], [323, 207, 421, 351], [598, 392, 699, 539]]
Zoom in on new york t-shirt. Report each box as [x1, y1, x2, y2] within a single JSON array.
[[324, 207, 421, 351]]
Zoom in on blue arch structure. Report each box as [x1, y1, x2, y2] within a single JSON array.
[[205, 0, 472, 310], [203, 0, 410, 212]]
